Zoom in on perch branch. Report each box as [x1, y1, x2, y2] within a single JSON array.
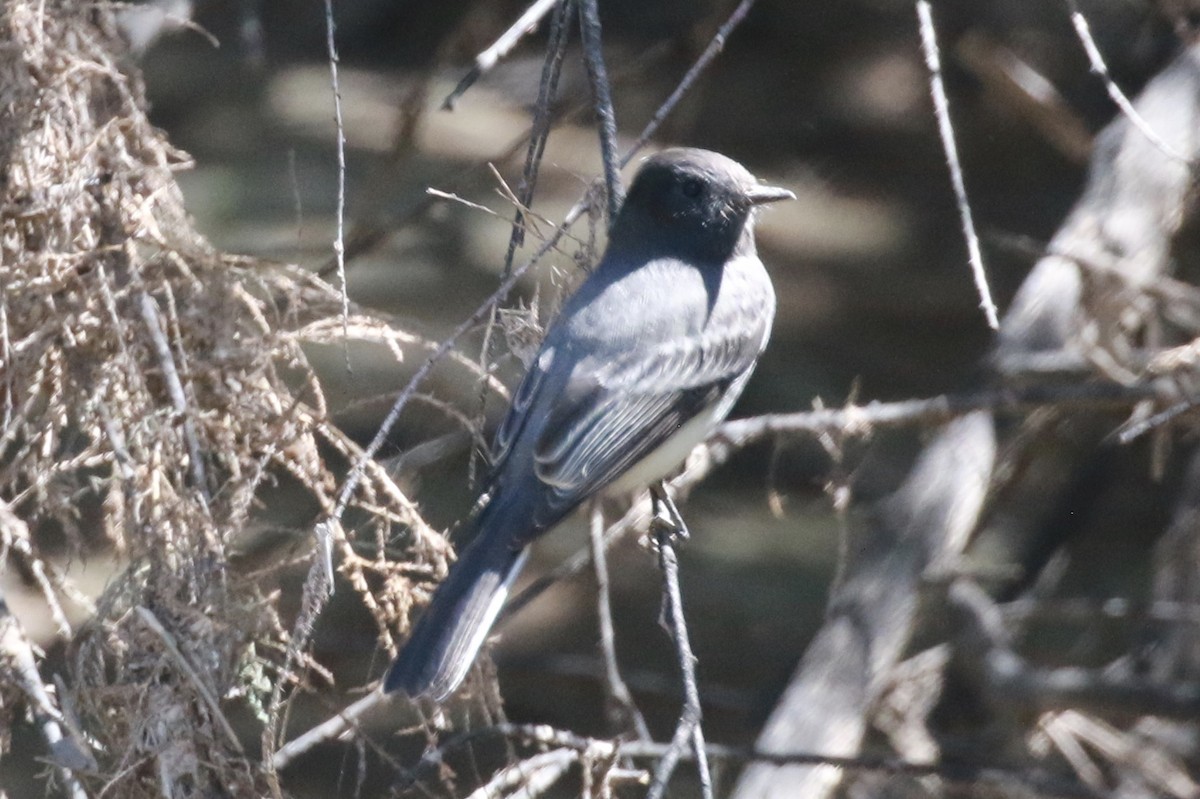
[[404, 721, 1110, 799], [646, 486, 713, 799]]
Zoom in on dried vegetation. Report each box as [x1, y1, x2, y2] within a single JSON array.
[[0, 3, 448, 796]]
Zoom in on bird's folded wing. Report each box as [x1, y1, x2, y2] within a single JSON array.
[[522, 328, 765, 535], [488, 349, 548, 479]]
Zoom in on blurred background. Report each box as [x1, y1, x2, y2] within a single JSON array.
[[3, 0, 1191, 795]]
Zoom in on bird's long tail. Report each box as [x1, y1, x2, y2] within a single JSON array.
[[384, 508, 529, 701]]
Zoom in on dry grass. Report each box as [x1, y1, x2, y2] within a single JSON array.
[[0, 3, 450, 795]]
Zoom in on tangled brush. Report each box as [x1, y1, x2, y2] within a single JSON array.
[[0, 3, 451, 795]]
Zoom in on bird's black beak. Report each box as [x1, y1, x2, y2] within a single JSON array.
[[745, 185, 796, 205]]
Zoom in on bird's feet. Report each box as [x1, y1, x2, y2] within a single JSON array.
[[649, 483, 690, 543]]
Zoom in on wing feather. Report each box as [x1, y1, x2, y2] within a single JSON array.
[[524, 324, 765, 534]]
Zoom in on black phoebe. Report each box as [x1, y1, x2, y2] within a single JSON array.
[[385, 148, 793, 700]]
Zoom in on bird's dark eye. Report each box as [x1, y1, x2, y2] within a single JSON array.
[[680, 178, 703, 199]]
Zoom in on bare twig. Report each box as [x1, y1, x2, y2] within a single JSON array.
[[647, 486, 713, 799], [404, 721, 1110, 799], [442, 0, 561, 110], [916, 0, 1000, 330], [588, 502, 650, 741], [714, 379, 1160, 450], [425, 187, 502, 217], [502, 0, 574, 271], [1116, 395, 1199, 443], [135, 606, 245, 754], [578, 0, 624, 223], [464, 748, 576, 799], [323, 0, 350, 353], [1066, 1, 1190, 165], [325, 0, 777, 550], [264, 541, 336, 796], [500, 378, 1164, 626], [624, 0, 763, 162], [272, 690, 390, 771], [138, 292, 210, 501]]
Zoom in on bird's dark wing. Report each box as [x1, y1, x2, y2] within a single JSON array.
[[488, 349, 548, 481], [520, 325, 765, 537]]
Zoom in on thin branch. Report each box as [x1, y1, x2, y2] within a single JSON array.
[[263, 542, 336, 796], [1116, 395, 1199, 443], [138, 292, 210, 501], [499, 378, 1166, 627], [442, 0, 561, 110], [624, 0, 763, 163], [1066, 1, 1190, 165], [578, 0, 624, 223], [713, 379, 1162, 451], [272, 690, 390, 771], [134, 606, 245, 754], [323, 0, 350, 354], [406, 721, 1111, 799], [463, 748, 576, 799], [502, 0, 574, 272], [647, 486, 713, 799], [916, 0, 1000, 330], [588, 502, 651, 741]]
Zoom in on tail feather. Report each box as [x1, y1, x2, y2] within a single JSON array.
[[385, 519, 528, 701]]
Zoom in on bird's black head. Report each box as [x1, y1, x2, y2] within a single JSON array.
[[608, 148, 793, 264]]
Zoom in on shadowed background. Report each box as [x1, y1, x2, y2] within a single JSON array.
[[1, 1, 1190, 796]]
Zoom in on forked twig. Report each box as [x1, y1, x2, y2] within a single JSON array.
[[647, 485, 713, 799], [502, 0, 575, 273]]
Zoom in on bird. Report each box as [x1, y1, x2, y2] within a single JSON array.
[[385, 148, 793, 701]]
